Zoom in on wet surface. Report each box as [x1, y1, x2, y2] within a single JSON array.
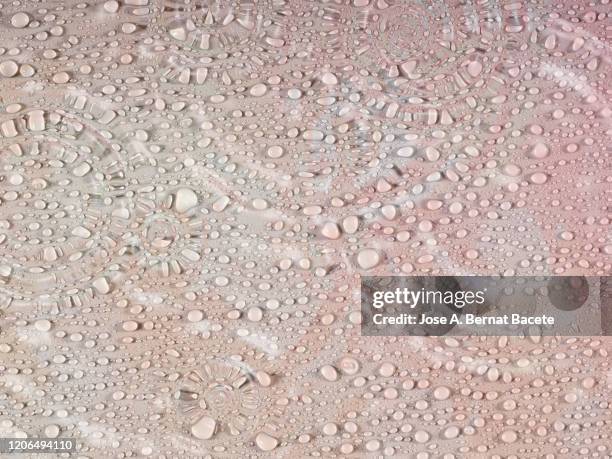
[[0, 0, 610, 457]]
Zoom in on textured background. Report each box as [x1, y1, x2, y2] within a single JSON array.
[[0, 0, 610, 457]]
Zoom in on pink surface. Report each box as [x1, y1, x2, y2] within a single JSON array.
[[0, 0, 610, 456]]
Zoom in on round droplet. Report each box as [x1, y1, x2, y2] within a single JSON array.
[[365, 439, 381, 451], [256, 371, 272, 387], [321, 222, 341, 240], [44, 424, 60, 438], [467, 60, 483, 77], [187, 310, 204, 322], [0, 61, 19, 78], [52, 72, 70, 84], [531, 143, 550, 159], [175, 188, 198, 212], [357, 249, 381, 270], [433, 386, 451, 400], [191, 416, 216, 440], [320, 365, 339, 381], [247, 307, 263, 322], [34, 320, 52, 332], [122, 321, 139, 332], [338, 357, 360, 375], [378, 362, 395, 377], [342, 216, 359, 234], [397, 146, 415, 157], [267, 145, 284, 158], [501, 430, 518, 443], [252, 198, 268, 210], [250, 83, 267, 97], [530, 172, 548, 184], [414, 430, 430, 443], [11, 12, 30, 28], [255, 433, 278, 451], [104, 1, 120, 13], [321, 72, 338, 85]]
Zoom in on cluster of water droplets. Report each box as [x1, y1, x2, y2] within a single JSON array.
[[0, 0, 610, 456]]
